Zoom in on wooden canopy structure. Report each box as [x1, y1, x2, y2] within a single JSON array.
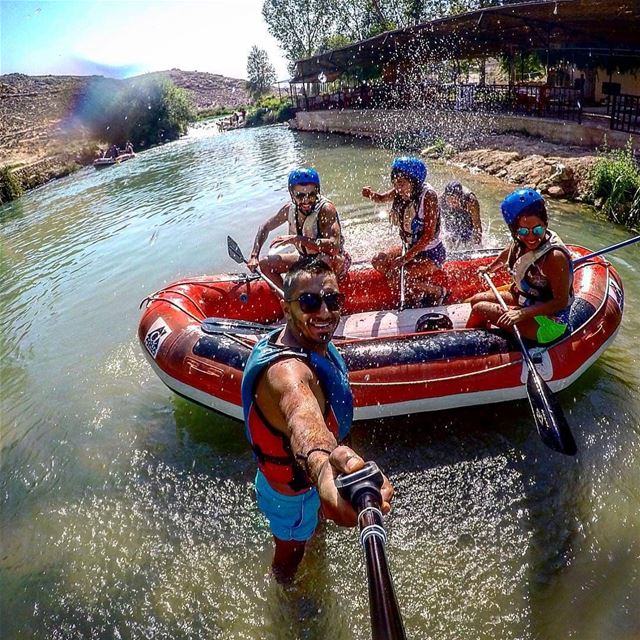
[[291, 0, 640, 83]]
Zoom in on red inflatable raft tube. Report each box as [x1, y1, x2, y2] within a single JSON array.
[[138, 246, 623, 422]]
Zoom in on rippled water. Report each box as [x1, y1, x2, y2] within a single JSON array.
[[1, 121, 639, 639]]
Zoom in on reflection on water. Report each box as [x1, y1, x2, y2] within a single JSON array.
[[1, 124, 639, 639]]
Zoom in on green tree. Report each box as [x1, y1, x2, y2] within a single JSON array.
[[247, 45, 277, 100], [262, 0, 336, 64], [85, 77, 196, 148], [0, 166, 24, 204]]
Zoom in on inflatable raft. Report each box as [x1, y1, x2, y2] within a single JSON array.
[[138, 246, 624, 421], [93, 152, 136, 169]]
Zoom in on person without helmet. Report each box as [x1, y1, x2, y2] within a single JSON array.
[[241, 256, 393, 583], [440, 180, 482, 249], [247, 168, 351, 289], [362, 156, 447, 305], [466, 189, 574, 343]]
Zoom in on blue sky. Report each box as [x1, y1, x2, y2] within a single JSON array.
[[1, 0, 290, 79]]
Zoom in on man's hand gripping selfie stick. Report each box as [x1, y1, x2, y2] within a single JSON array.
[[335, 462, 407, 640]]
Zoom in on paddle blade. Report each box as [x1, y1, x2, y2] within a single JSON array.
[[201, 317, 280, 335], [525, 371, 577, 456], [227, 236, 246, 264]]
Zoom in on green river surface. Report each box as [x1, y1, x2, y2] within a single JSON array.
[[1, 122, 639, 640]]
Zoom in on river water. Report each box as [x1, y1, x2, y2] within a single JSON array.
[[1, 122, 639, 640]]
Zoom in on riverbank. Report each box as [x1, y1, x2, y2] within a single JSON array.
[[426, 131, 598, 202]]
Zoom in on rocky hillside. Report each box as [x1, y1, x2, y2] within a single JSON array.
[[139, 69, 251, 110]]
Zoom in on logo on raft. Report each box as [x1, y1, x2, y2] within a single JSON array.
[[144, 318, 171, 359], [608, 278, 624, 312]]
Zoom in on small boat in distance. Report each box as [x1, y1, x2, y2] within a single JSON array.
[[93, 152, 136, 169]]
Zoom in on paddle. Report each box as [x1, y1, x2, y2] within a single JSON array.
[[573, 234, 640, 266], [399, 241, 407, 311], [483, 273, 577, 456], [449, 234, 640, 265], [227, 235, 284, 297], [201, 317, 281, 335], [335, 461, 406, 640]]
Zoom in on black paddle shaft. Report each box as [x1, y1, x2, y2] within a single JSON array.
[[335, 462, 407, 640], [482, 273, 577, 456]]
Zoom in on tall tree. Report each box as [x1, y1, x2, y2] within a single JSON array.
[[262, 0, 336, 65], [247, 46, 277, 100]]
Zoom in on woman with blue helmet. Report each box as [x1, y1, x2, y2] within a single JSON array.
[[466, 188, 574, 344], [247, 167, 350, 288], [362, 156, 446, 305]]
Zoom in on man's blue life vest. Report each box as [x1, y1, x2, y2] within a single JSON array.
[[241, 330, 353, 493]]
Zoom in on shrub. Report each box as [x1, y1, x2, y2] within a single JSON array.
[[197, 106, 236, 120], [0, 166, 24, 204], [245, 97, 295, 128], [590, 139, 640, 228], [79, 77, 196, 148]]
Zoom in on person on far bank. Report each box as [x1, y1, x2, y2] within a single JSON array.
[[247, 168, 350, 289], [440, 180, 482, 249], [241, 256, 393, 583], [466, 189, 574, 344], [362, 156, 447, 305]]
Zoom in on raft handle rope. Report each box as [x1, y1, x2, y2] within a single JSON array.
[[351, 358, 520, 386], [147, 287, 208, 318]]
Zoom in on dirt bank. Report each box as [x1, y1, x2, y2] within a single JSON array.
[[424, 132, 598, 202]]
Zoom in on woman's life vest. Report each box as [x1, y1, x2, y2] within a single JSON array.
[[393, 185, 442, 251], [507, 229, 575, 307], [286, 196, 346, 257], [241, 330, 353, 494]]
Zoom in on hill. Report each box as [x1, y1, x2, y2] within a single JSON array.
[[139, 69, 251, 110]]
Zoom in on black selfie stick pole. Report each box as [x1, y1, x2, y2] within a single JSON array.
[[335, 462, 407, 640]]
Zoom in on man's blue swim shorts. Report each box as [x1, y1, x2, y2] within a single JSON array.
[[255, 470, 321, 542]]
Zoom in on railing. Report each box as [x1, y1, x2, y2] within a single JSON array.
[[610, 94, 640, 134], [293, 82, 583, 123]]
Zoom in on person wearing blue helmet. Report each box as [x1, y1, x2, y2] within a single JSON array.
[[247, 167, 350, 288], [466, 189, 574, 344], [362, 156, 446, 305]]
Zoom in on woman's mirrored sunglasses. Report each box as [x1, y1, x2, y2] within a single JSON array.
[[286, 291, 345, 313], [517, 224, 546, 237], [292, 190, 319, 202]]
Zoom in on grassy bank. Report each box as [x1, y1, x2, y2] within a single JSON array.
[[590, 140, 640, 229], [245, 97, 295, 127]]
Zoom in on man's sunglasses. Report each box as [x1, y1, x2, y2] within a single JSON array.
[[292, 190, 319, 202], [286, 291, 345, 313], [517, 224, 546, 237]]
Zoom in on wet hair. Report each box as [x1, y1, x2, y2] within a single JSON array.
[[283, 256, 335, 299], [444, 180, 463, 197]]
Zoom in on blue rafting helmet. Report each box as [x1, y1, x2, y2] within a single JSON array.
[[288, 167, 320, 189], [391, 156, 427, 186], [501, 189, 545, 225]]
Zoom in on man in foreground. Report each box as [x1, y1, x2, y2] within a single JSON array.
[[241, 256, 393, 583]]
